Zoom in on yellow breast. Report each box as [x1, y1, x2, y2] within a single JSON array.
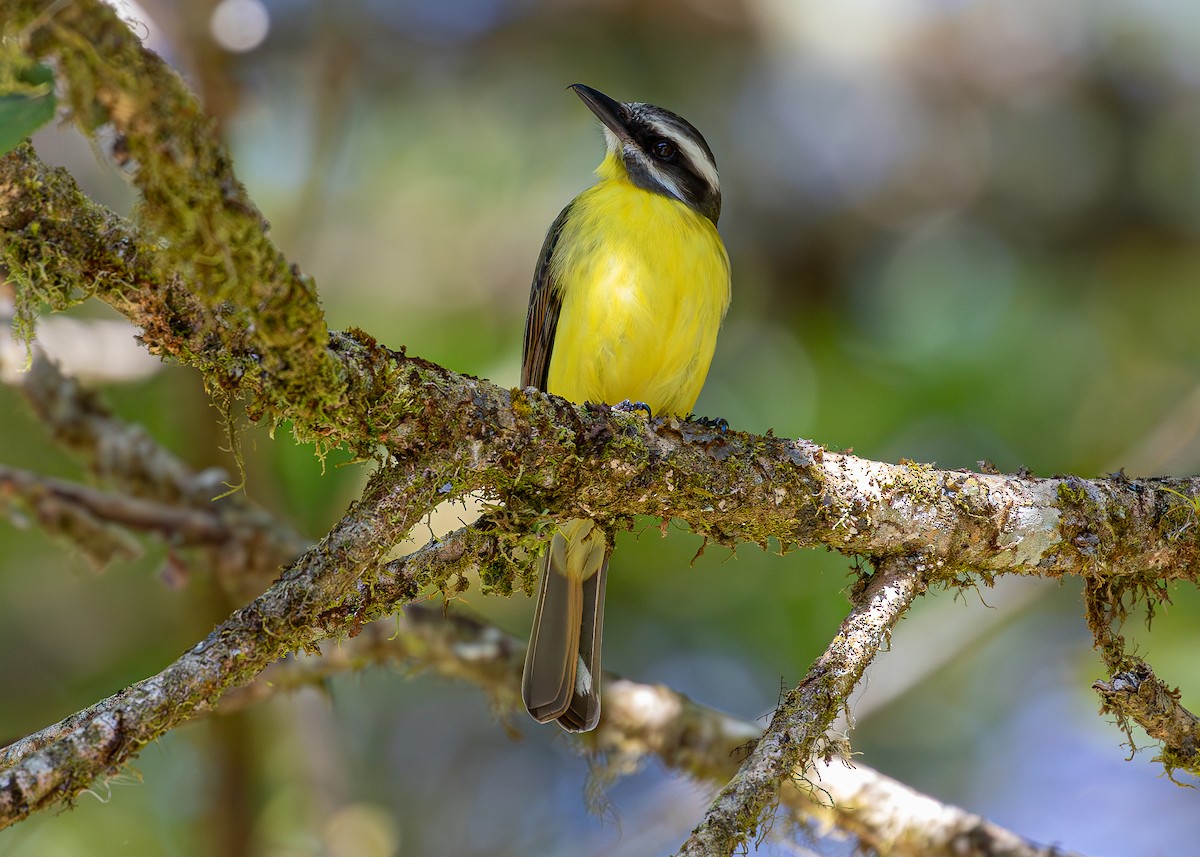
[[545, 173, 731, 416]]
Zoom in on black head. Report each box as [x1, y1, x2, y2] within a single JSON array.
[[570, 84, 722, 224]]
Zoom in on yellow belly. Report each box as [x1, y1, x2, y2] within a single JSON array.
[[545, 178, 731, 416]]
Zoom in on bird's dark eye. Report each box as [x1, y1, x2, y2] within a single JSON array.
[[652, 139, 676, 160]]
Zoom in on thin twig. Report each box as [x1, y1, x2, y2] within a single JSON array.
[[674, 555, 928, 857], [0, 464, 229, 542], [1084, 578, 1200, 779]]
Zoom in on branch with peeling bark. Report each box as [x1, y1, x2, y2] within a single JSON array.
[[1, 0, 1199, 853]]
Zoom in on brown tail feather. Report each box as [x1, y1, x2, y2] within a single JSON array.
[[522, 526, 608, 732]]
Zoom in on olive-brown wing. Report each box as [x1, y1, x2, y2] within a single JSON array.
[[521, 204, 573, 392]]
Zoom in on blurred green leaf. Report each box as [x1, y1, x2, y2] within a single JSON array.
[[0, 62, 56, 154]]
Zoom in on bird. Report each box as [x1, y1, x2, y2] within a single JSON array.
[[520, 84, 731, 732]]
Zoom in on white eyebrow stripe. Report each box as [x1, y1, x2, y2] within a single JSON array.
[[643, 116, 720, 194]]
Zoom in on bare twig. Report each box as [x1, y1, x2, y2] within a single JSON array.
[[0, 464, 141, 568], [0, 463, 308, 587], [218, 605, 525, 719], [0, 463, 220, 566], [13, 349, 221, 504]]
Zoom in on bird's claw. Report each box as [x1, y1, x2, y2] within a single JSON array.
[[612, 399, 653, 419], [685, 414, 728, 432]]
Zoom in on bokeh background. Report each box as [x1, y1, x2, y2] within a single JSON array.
[[4, 0, 1200, 854]]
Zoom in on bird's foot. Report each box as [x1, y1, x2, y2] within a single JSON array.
[[612, 399, 653, 419], [685, 413, 729, 432]]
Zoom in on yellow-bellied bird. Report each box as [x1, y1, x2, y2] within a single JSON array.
[[521, 84, 731, 731]]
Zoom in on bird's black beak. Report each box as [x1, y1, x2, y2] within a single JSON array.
[[569, 84, 632, 142]]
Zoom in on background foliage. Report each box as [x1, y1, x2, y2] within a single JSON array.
[[3, 0, 1200, 854]]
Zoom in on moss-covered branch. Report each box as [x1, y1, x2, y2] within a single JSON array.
[[9, 154, 1200, 843], [1092, 661, 1200, 781], [9, 132, 1200, 833], [675, 555, 926, 857], [2, 1, 1199, 850], [4, 137, 1200, 592], [8, 0, 342, 433], [0, 462, 484, 829], [1085, 577, 1200, 779], [217, 605, 1088, 857], [5, 377, 1191, 833]]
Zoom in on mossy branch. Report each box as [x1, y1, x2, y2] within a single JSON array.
[[675, 555, 927, 857], [9, 0, 341, 435], [7, 141, 1200, 836], [1085, 577, 1200, 780], [2, 0, 1199, 850], [0, 465, 482, 829], [7, 134, 1200, 842], [214, 604, 1088, 857], [1, 341, 1195, 831], [5, 143, 1200, 581]]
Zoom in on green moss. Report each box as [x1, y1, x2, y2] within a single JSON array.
[[1158, 486, 1200, 544], [7, 0, 364, 458], [510, 388, 534, 420], [1056, 479, 1093, 509], [477, 510, 554, 596]]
